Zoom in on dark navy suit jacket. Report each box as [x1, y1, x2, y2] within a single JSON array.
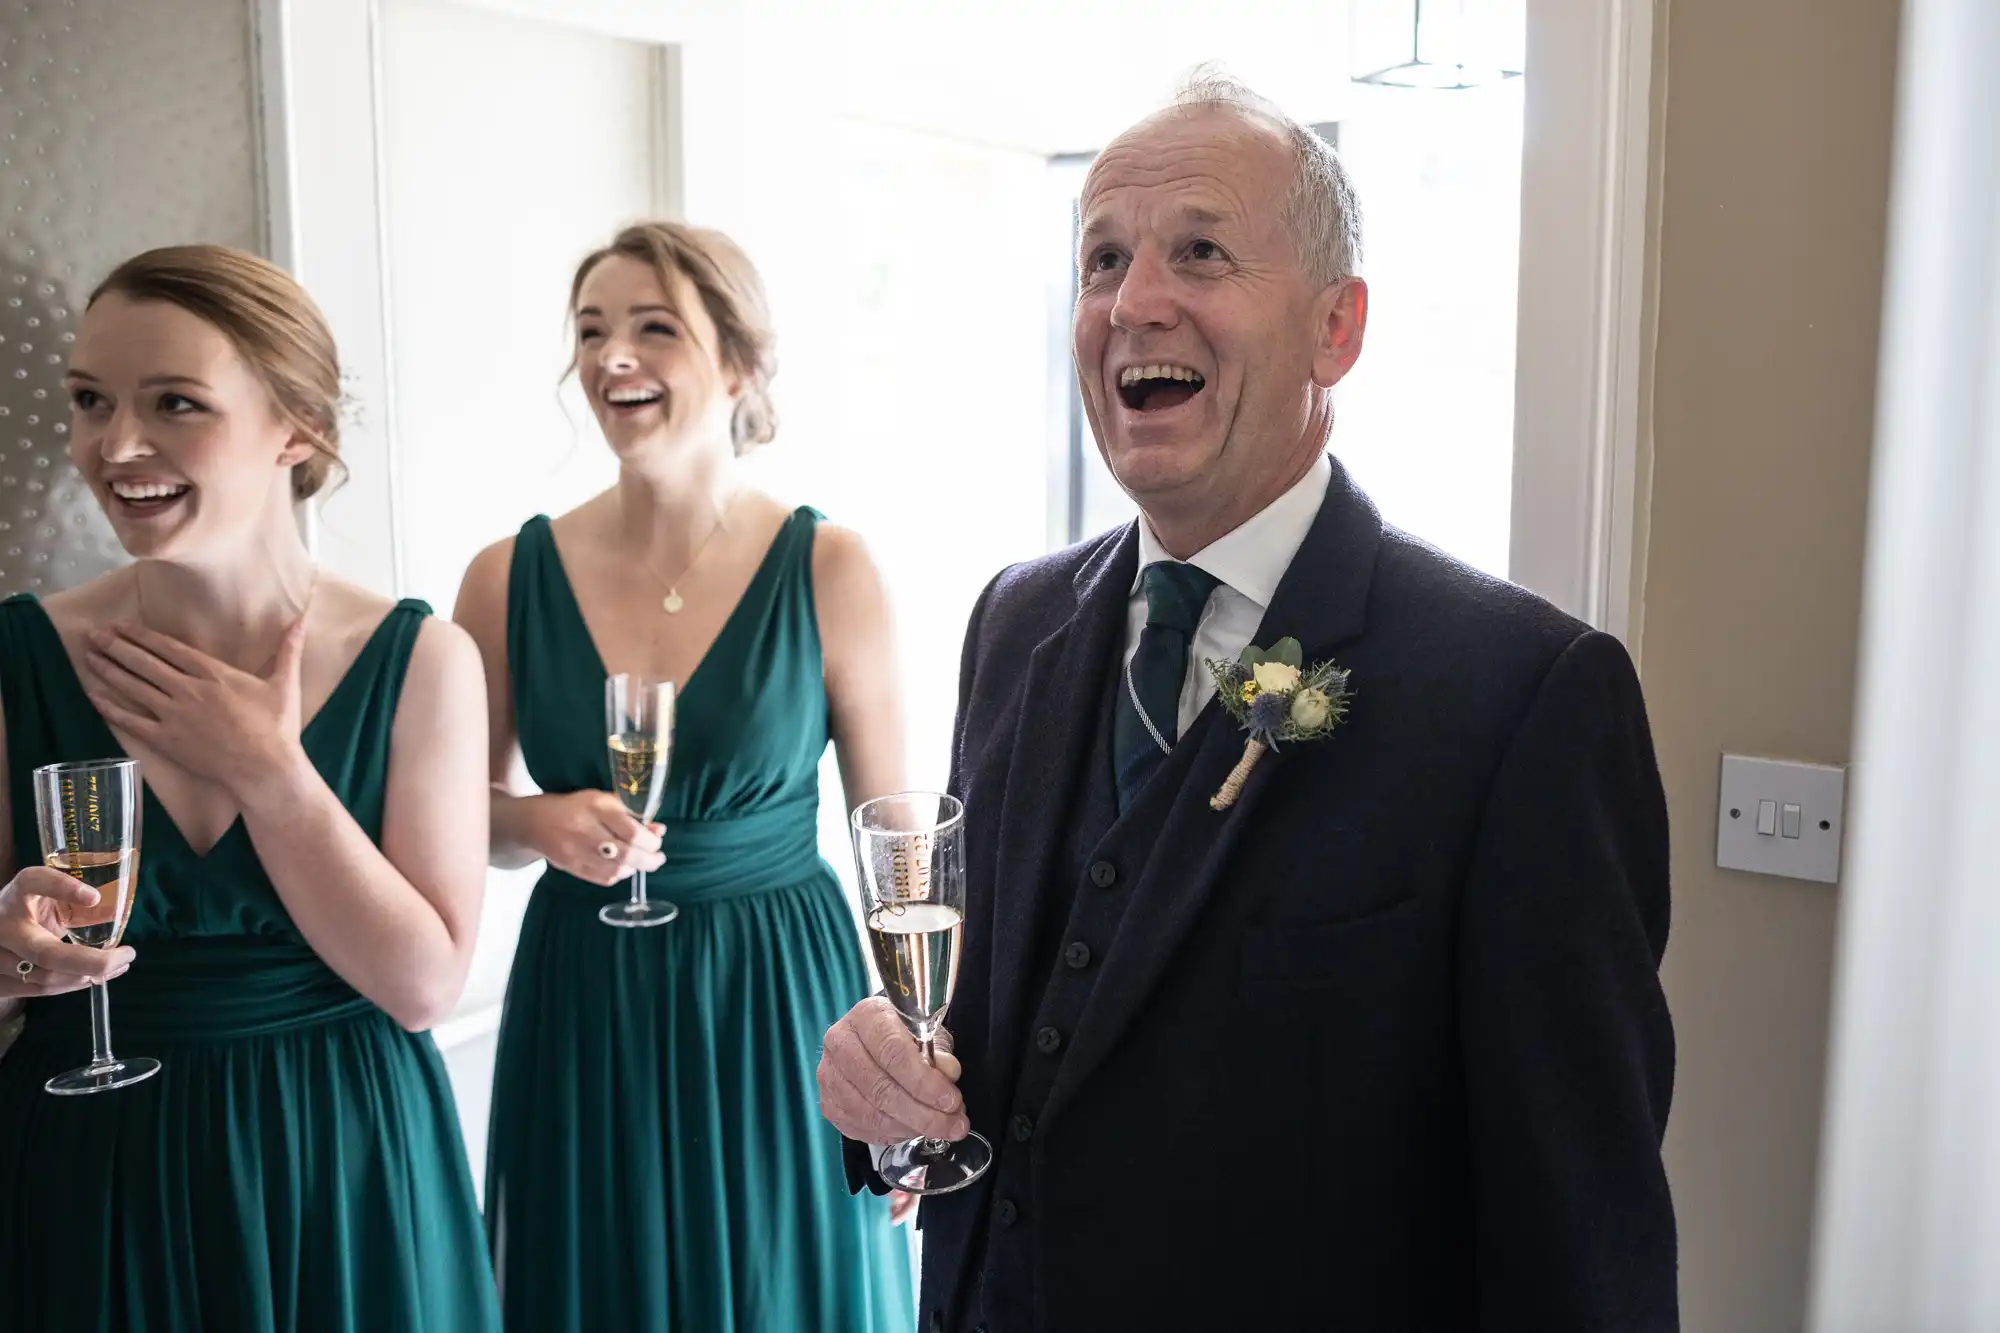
[[852, 459, 1677, 1331]]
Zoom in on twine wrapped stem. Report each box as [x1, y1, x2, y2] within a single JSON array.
[[1210, 738, 1268, 810]]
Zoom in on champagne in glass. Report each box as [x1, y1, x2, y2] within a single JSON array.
[[600, 675, 678, 928], [850, 792, 991, 1195], [867, 902, 963, 1034], [33, 759, 160, 1095], [46, 849, 138, 947]]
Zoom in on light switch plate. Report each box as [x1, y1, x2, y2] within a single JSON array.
[[1716, 754, 1846, 884]]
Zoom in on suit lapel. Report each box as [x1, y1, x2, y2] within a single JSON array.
[[983, 524, 1137, 1102], [1043, 457, 1384, 1122]]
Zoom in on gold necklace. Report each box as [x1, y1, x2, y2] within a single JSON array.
[[640, 494, 734, 615]]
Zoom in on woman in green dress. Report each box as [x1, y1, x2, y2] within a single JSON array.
[[456, 221, 915, 1332], [0, 245, 500, 1332]]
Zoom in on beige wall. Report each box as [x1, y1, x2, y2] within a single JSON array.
[[1635, 0, 1904, 1328]]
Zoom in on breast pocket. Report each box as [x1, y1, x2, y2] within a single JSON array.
[[1239, 893, 1421, 990]]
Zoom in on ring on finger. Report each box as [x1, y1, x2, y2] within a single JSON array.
[[14, 958, 34, 979], [597, 841, 619, 860]]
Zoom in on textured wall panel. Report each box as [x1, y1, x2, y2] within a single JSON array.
[[0, 0, 260, 595]]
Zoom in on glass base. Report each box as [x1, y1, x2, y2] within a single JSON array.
[[599, 899, 679, 928], [879, 1129, 993, 1196], [46, 1055, 160, 1097]]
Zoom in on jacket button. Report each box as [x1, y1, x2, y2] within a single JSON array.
[[1064, 940, 1093, 969], [995, 1198, 1018, 1227], [1088, 860, 1117, 887], [1010, 1112, 1034, 1143], [1036, 1026, 1063, 1055]]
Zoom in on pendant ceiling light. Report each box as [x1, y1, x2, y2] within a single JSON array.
[[1351, 0, 1526, 90]]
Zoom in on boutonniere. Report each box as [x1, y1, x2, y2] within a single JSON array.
[[1205, 637, 1353, 810]]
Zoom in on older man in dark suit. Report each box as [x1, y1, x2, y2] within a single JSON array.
[[818, 73, 1678, 1333]]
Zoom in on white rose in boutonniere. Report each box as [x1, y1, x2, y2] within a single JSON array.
[[1290, 687, 1333, 730], [1204, 637, 1354, 811], [1252, 661, 1301, 693]]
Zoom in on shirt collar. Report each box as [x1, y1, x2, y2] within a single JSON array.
[[1132, 453, 1333, 611]]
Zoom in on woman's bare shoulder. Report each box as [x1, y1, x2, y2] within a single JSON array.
[[37, 568, 134, 638], [314, 576, 402, 649], [316, 576, 478, 691], [545, 489, 618, 550]]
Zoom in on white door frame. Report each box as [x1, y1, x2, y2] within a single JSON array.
[[1511, 0, 1656, 644], [245, 0, 736, 598]]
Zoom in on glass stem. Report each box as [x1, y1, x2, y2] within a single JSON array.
[[916, 1027, 950, 1157], [632, 868, 647, 908], [87, 980, 117, 1072]]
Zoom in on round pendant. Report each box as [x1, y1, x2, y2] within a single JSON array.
[[662, 591, 684, 614]]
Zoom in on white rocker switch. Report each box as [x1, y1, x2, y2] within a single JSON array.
[[1717, 755, 1846, 885]]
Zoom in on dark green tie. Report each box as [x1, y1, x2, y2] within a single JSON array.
[[1114, 561, 1221, 811]]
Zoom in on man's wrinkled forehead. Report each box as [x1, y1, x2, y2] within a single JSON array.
[[1078, 109, 1290, 244]]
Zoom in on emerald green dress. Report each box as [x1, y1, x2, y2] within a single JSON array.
[[0, 595, 500, 1333], [485, 509, 913, 1333]]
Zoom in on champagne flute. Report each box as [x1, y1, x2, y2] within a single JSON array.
[[600, 674, 678, 928], [33, 759, 159, 1096], [850, 791, 991, 1194]]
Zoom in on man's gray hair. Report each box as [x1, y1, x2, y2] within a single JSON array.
[[1170, 67, 1363, 288]]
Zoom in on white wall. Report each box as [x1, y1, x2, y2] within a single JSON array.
[[371, 0, 671, 1172], [375, 0, 657, 614]]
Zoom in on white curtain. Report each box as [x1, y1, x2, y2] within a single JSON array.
[[1810, 0, 2000, 1325]]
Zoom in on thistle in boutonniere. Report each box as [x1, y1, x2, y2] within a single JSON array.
[[1205, 636, 1352, 810]]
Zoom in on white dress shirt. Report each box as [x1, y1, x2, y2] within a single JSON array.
[[1123, 454, 1333, 737]]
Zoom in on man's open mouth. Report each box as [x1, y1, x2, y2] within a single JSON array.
[[1117, 363, 1206, 412]]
